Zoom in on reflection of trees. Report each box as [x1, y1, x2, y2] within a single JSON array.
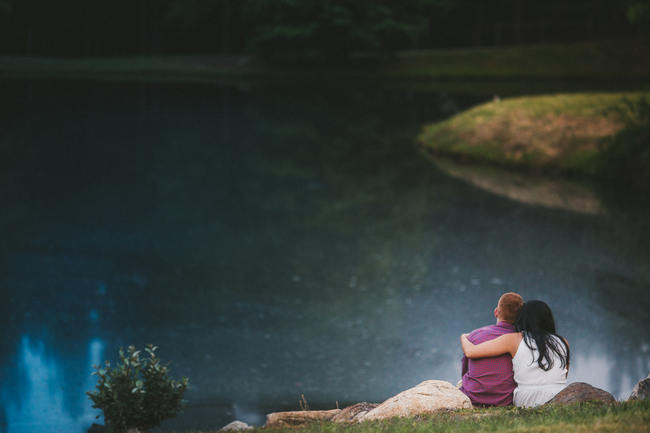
[[0, 406, 6, 433], [590, 270, 650, 398], [1, 336, 103, 432], [569, 340, 649, 400]]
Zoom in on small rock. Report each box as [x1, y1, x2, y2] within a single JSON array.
[[546, 382, 615, 405], [220, 420, 253, 431], [360, 380, 472, 421], [265, 409, 341, 428], [331, 402, 379, 423], [628, 373, 650, 401]]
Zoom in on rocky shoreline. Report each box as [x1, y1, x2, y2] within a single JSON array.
[[217, 374, 650, 431], [87, 374, 650, 432]]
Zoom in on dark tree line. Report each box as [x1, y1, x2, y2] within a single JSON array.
[[0, 0, 641, 59]]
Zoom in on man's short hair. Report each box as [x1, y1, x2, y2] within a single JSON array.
[[498, 292, 524, 323]]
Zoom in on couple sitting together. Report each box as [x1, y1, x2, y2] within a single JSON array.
[[459, 292, 570, 407]]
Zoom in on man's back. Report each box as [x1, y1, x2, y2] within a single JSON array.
[[460, 321, 517, 406]]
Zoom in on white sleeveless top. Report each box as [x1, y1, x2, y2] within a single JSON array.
[[512, 334, 568, 407]]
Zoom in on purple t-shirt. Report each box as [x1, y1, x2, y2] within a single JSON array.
[[460, 321, 517, 406]]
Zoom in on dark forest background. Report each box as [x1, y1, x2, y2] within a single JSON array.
[[0, 0, 647, 60]]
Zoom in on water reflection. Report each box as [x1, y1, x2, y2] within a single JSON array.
[[570, 346, 649, 400], [3, 337, 103, 433], [425, 155, 605, 215], [0, 80, 648, 432]]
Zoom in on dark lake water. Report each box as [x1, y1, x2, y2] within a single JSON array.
[[1, 79, 649, 433]]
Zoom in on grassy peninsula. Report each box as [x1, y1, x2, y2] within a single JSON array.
[[186, 401, 650, 433], [418, 92, 650, 182]]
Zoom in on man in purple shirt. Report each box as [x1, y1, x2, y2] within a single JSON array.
[[460, 292, 524, 406]]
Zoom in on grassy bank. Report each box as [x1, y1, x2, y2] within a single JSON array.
[[418, 92, 650, 179], [1, 40, 649, 90], [187, 401, 650, 433], [384, 39, 650, 80]]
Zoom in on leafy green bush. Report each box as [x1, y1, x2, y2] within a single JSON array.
[[87, 345, 189, 433]]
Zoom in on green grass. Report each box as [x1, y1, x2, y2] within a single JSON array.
[[385, 39, 650, 80], [181, 401, 650, 433], [1, 39, 649, 90], [418, 92, 650, 177]]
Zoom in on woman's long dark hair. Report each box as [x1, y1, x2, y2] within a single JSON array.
[[515, 300, 570, 371]]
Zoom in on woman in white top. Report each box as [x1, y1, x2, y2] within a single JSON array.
[[461, 300, 570, 407]]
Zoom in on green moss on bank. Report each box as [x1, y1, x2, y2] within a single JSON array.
[[184, 401, 650, 433], [418, 92, 650, 178]]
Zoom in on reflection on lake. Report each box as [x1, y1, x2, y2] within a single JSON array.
[[4, 337, 103, 432], [0, 80, 648, 433], [425, 156, 605, 215]]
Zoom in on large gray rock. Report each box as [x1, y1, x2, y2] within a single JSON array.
[[628, 374, 650, 401], [265, 409, 341, 428], [546, 382, 615, 405], [360, 380, 472, 421], [219, 420, 253, 431], [331, 402, 379, 423]]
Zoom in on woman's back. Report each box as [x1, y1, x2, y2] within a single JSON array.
[[513, 334, 567, 407]]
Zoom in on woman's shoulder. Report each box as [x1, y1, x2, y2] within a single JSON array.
[[506, 331, 524, 340], [491, 331, 522, 343], [500, 331, 523, 357]]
